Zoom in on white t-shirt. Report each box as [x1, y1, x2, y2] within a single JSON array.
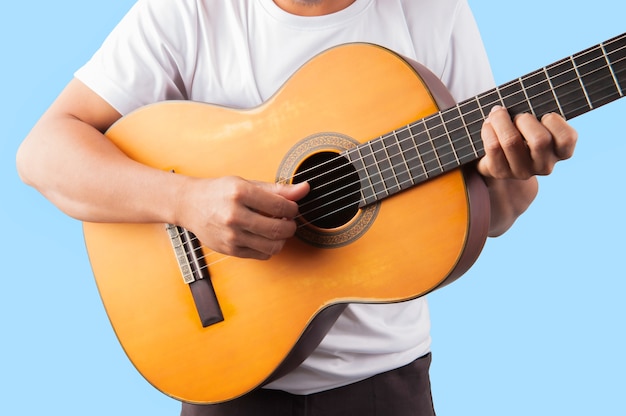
[[76, 0, 495, 395]]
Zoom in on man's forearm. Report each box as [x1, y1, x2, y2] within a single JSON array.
[[484, 176, 539, 237]]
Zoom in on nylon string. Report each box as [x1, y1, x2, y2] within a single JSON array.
[[179, 36, 626, 273]]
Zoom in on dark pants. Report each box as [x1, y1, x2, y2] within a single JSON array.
[[181, 353, 435, 416]]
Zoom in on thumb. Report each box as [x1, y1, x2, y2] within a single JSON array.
[[250, 180, 310, 210], [251, 182, 309, 218], [253, 180, 310, 201], [274, 181, 310, 202]]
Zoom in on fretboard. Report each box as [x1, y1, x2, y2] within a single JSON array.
[[345, 32, 626, 207]]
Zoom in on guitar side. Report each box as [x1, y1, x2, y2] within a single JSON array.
[[83, 43, 490, 403]]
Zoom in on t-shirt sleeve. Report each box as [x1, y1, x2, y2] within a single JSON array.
[[74, 0, 194, 115]]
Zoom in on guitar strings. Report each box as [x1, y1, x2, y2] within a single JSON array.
[[289, 48, 626, 229], [181, 38, 626, 272], [190, 84, 626, 273], [187, 42, 626, 270], [191, 47, 626, 270], [296, 47, 626, 219], [279, 40, 626, 219]]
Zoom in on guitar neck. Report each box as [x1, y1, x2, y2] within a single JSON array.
[[346, 32, 626, 207]]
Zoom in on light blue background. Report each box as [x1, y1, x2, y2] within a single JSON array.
[[2, 1, 624, 415]]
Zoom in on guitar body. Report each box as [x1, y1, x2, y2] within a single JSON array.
[[83, 44, 490, 403]]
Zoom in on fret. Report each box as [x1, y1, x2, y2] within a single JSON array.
[[602, 43, 623, 97], [396, 125, 428, 185], [574, 45, 622, 108], [409, 121, 442, 177], [543, 66, 566, 117], [477, 89, 503, 117], [522, 69, 560, 117], [546, 58, 590, 119], [370, 136, 400, 194], [603, 34, 626, 95], [495, 84, 505, 107], [439, 112, 461, 166], [382, 132, 414, 191], [441, 106, 476, 165], [343, 147, 375, 206], [424, 115, 456, 172], [499, 79, 532, 116], [519, 77, 534, 115], [473, 96, 487, 119], [458, 98, 485, 156], [570, 56, 594, 110], [361, 142, 388, 199]]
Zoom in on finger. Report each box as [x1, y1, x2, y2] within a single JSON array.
[[243, 211, 298, 241], [211, 212, 294, 260], [513, 112, 556, 175], [228, 244, 275, 261], [541, 113, 577, 160], [247, 182, 309, 219], [233, 200, 298, 252], [274, 181, 310, 202], [237, 216, 295, 258], [478, 116, 510, 178], [487, 106, 534, 178], [233, 232, 288, 260]]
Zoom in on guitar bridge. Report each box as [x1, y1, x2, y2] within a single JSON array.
[[166, 223, 224, 327]]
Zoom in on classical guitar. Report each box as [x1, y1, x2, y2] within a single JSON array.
[[83, 33, 625, 404]]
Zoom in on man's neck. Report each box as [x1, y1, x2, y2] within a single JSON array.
[[273, 0, 356, 16]]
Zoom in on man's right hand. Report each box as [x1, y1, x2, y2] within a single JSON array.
[[176, 177, 310, 260]]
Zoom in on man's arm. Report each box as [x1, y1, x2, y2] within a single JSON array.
[[16, 79, 308, 260]]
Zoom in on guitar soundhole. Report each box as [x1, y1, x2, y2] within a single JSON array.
[[277, 132, 379, 248], [293, 151, 361, 230]]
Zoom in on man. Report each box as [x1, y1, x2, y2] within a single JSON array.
[[16, 0, 577, 414]]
